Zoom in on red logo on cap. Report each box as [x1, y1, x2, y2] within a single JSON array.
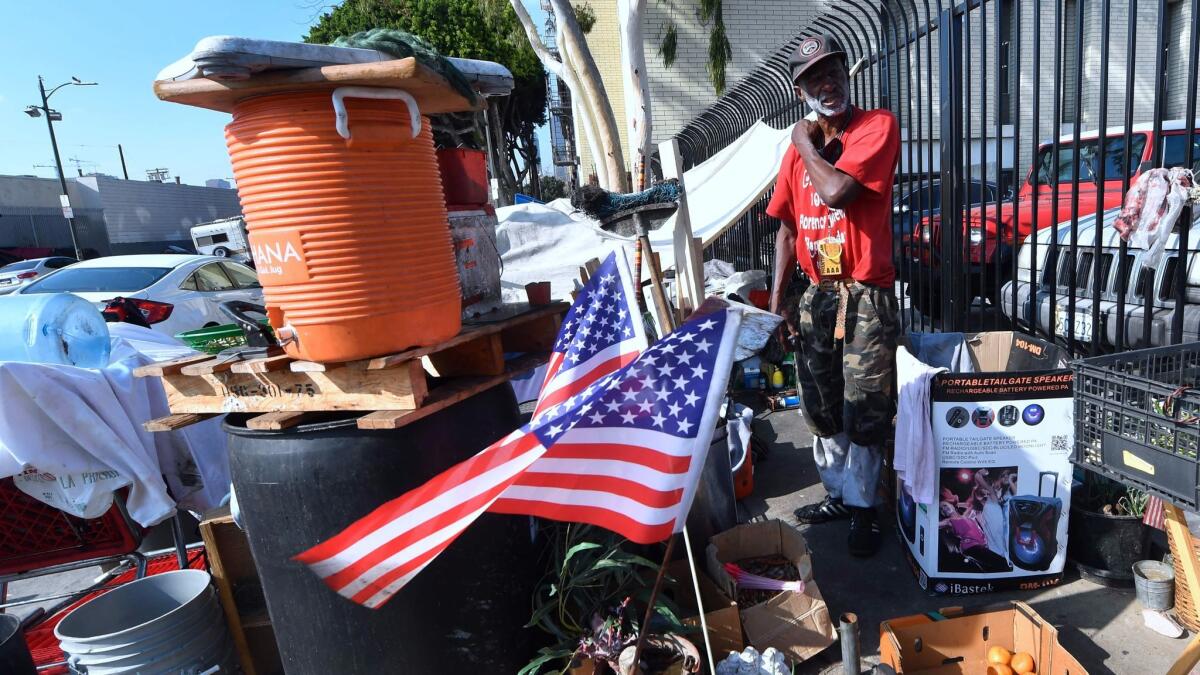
[[799, 38, 821, 57]]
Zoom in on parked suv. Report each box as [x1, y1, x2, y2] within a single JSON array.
[[892, 179, 997, 258], [1002, 207, 1200, 349], [906, 120, 1200, 316]]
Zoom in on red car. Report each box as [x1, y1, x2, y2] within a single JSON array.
[[906, 120, 1200, 316]]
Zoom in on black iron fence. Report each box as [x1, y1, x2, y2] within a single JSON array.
[[677, 0, 1200, 356]]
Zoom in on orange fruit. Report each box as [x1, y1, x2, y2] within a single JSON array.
[[987, 665, 1014, 675], [1010, 652, 1036, 674], [987, 646, 1012, 665]]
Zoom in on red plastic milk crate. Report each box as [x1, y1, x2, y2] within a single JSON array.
[[0, 477, 142, 576]]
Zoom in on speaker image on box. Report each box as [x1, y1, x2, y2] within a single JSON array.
[[1008, 472, 1062, 571]]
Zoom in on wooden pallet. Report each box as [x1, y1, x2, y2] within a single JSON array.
[[136, 302, 566, 432]]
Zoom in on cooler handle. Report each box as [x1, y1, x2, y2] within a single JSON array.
[[218, 301, 276, 350], [332, 86, 422, 140], [1038, 471, 1059, 499]]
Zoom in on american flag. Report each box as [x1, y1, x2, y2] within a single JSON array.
[[1144, 494, 1167, 530], [491, 307, 739, 544], [295, 251, 740, 608], [533, 252, 647, 416]]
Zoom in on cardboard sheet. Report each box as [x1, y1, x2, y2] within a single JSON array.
[[705, 520, 835, 664]]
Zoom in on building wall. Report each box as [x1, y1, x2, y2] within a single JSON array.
[[74, 176, 242, 253], [0, 175, 108, 255], [574, 0, 629, 185], [640, 0, 813, 142], [575, 0, 1195, 185], [575, 0, 815, 182], [0, 174, 241, 256]]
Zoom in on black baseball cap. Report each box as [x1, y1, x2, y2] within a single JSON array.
[[789, 34, 847, 83]]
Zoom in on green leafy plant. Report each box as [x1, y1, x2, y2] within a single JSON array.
[[576, 597, 638, 666], [1077, 470, 1151, 516], [698, 0, 731, 94], [574, 1, 597, 34], [519, 523, 690, 675], [658, 22, 678, 67], [1117, 488, 1151, 518]]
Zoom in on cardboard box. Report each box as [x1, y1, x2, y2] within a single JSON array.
[[664, 560, 744, 655], [897, 331, 1075, 595], [879, 601, 1088, 674], [705, 520, 835, 664]]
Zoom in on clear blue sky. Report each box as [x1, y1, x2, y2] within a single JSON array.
[[0, 1, 551, 186]]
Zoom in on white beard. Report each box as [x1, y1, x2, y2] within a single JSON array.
[[803, 90, 849, 118]]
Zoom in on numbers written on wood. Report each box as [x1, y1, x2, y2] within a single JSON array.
[[219, 382, 319, 399]]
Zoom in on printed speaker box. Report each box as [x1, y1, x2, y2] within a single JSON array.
[[896, 332, 1074, 595]]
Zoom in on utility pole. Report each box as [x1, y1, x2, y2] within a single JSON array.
[[26, 76, 97, 260], [117, 144, 129, 180], [38, 76, 80, 259]]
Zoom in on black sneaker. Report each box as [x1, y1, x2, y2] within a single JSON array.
[[794, 496, 851, 524], [848, 508, 882, 557]]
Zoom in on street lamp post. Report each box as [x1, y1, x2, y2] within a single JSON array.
[[25, 75, 97, 260]]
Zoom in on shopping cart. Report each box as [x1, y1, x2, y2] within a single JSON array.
[[0, 477, 150, 619]]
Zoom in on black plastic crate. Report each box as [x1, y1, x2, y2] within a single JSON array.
[[1072, 343, 1200, 509]]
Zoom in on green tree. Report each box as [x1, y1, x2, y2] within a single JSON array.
[[306, 0, 548, 203], [539, 175, 567, 201]]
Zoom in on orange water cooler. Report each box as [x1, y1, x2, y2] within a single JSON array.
[[224, 87, 461, 362]]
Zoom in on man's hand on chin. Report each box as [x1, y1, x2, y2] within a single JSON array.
[[792, 119, 822, 150]]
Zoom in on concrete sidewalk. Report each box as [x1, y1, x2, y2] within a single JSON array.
[[742, 403, 1186, 675]]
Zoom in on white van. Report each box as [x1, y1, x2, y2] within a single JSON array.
[[191, 217, 249, 261]]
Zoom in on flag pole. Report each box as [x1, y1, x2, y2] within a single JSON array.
[[681, 527, 718, 673], [629, 220, 717, 675]]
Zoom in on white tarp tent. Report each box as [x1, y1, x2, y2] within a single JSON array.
[[496, 120, 793, 299], [647, 120, 792, 270]]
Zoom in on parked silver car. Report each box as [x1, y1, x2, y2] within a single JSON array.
[[1001, 208, 1200, 349], [0, 256, 78, 295]]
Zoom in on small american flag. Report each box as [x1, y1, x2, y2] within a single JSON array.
[[491, 307, 738, 543], [533, 252, 648, 416], [295, 251, 744, 608], [1144, 495, 1167, 530]]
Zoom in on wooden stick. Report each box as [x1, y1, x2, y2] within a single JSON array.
[[246, 411, 308, 431], [631, 534, 677, 675], [681, 527, 716, 675], [626, 279, 707, 673], [1167, 634, 1200, 675], [659, 139, 705, 313], [637, 222, 677, 334], [144, 413, 218, 432], [1167, 502, 1200, 675]]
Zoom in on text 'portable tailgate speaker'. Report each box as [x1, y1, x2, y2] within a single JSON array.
[[1008, 471, 1062, 571]]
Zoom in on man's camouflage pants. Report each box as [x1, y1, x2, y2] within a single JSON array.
[[789, 280, 899, 506]]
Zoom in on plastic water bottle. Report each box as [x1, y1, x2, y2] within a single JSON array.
[[0, 293, 111, 368]]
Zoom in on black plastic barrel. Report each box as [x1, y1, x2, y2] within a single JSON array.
[[0, 614, 36, 675], [225, 385, 541, 674]]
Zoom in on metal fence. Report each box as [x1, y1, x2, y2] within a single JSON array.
[[677, 0, 1200, 356]]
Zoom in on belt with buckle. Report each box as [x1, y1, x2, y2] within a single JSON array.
[[814, 277, 857, 341]]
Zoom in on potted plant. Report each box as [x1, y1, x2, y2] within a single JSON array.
[[1067, 471, 1151, 586], [519, 524, 699, 675]]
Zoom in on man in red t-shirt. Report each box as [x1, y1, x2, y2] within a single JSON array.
[[767, 34, 901, 557]]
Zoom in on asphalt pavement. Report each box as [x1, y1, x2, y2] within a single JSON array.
[[743, 401, 1185, 675]]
